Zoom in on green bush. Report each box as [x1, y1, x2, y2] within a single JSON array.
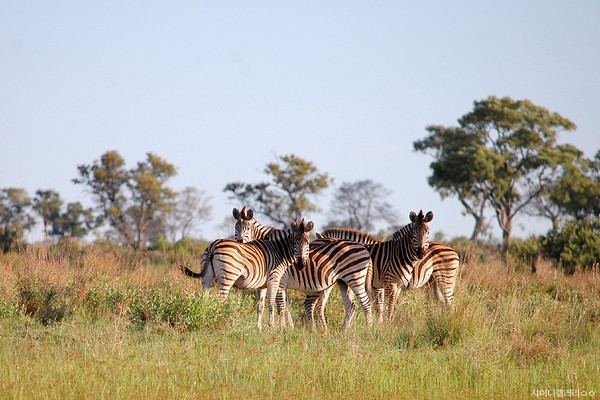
[[509, 236, 542, 272], [17, 277, 70, 325], [542, 218, 600, 274], [128, 281, 245, 331]]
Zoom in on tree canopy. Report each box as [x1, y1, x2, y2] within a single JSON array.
[[224, 154, 331, 226], [73, 150, 176, 249], [414, 96, 577, 252]]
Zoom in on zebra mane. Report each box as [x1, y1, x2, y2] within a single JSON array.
[[319, 228, 380, 245], [391, 224, 412, 241]]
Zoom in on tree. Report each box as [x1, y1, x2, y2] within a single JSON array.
[[224, 154, 331, 227], [128, 153, 176, 248], [74, 150, 176, 249], [414, 96, 576, 253], [414, 126, 494, 240], [33, 189, 62, 241], [526, 145, 600, 232], [0, 188, 35, 252], [547, 150, 600, 222], [73, 150, 131, 243], [165, 186, 212, 241], [52, 202, 99, 240], [327, 179, 398, 231]]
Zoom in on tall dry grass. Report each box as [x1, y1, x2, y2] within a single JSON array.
[[0, 243, 598, 399]]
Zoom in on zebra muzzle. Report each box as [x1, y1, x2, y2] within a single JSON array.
[[294, 259, 306, 271]]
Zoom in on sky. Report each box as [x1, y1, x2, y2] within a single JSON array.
[[1, 1, 599, 242]]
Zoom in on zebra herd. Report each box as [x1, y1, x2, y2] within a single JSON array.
[[181, 206, 459, 331]]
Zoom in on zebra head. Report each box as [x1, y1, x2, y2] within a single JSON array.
[[233, 206, 255, 243], [408, 210, 433, 258], [290, 219, 313, 271]]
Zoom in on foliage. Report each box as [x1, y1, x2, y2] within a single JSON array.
[[509, 236, 543, 273], [224, 154, 331, 227], [541, 218, 600, 274], [33, 189, 100, 240], [0, 244, 599, 399], [73, 150, 177, 249], [548, 150, 600, 221], [32, 189, 62, 240], [0, 188, 35, 252], [415, 96, 577, 253]]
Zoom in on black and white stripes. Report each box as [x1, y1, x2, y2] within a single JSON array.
[[232, 207, 372, 331], [181, 219, 313, 329]]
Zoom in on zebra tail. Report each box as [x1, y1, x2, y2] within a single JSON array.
[[180, 242, 216, 279]]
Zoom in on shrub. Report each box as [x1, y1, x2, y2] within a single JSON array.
[[509, 236, 542, 272], [542, 218, 600, 274]]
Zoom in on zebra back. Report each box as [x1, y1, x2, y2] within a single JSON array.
[[319, 222, 459, 307], [233, 207, 373, 329], [319, 228, 380, 245], [322, 210, 433, 288]]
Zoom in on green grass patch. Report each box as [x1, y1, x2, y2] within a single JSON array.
[[0, 246, 598, 399]]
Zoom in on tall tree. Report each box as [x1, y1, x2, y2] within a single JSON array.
[[74, 151, 176, 249], [33, 189, 63, 241], [128, 153, 176, 248], [414, 126, 494, 240], [73, 150, 131, 243], [224, 154, 331, 226], [52, 202, 99, 240], [546, 149, 600, 222], [165, 186, 212, 241], [414, 96, 576, 253], [0, 188, 35, 252], [327, 179, 398, 231], [526, 145, 600, 232]]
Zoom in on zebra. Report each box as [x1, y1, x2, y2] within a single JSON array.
[[321, 210, 436, 322], [232, 207, 372, 331], [320, 226, 459, 318], [180, 219, 313, 330]]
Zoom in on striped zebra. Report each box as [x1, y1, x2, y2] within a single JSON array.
[[181, 219, 313, 329], [320, 212, 459, 322], [233, 207, 372, 331], [321, 210, 435, 322]]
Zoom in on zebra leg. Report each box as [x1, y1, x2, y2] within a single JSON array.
[[315, 287, 333, 331], [348, 281, 372, 328], [256, 288, 267, 330], [384, 283, 399, 322], [267, 282, 279, 328], [279, 271, 294, 328], [429, 274, 456, 311], [337, 281, 357, 332], [276, 288, 294, 328], [304, 293, 319, 331], [201, 262, 216, 290], [372, 288, 385, 324], [284, 290, 294, 328]]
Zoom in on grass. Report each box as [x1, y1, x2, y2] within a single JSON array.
[[0, 243, 599, 399]]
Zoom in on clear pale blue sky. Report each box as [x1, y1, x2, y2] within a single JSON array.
[[1, 2, 599, 241]]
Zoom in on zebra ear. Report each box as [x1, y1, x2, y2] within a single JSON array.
[[245, 208, 254, 220], [232, 208, 241, 220], [424, 211, 434, 223], [305, 221, 314, 232], [291, 221, 298, 230], [409, 211, 417, 223]]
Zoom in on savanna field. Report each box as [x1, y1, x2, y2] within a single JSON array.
[[0, 241, 598, 400]]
